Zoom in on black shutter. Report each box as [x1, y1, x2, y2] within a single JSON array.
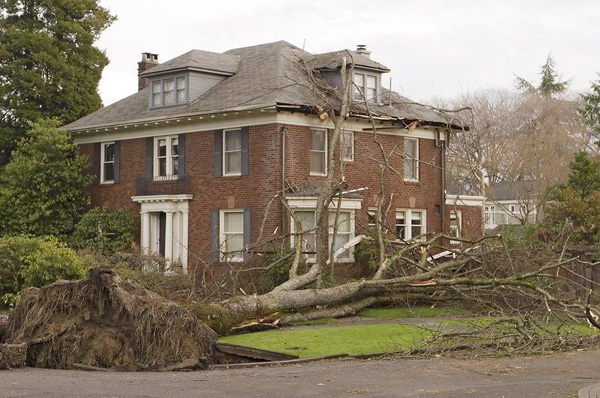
[[243, 207, 252, 261], [113, 141, 121, 184], [214, 130, 223, 177], [210, 209, 220, 263], [145, 137, 153, 181], [92, 143, 100, 184], [178, 133, 185, 180], [241, 126, 249, 176]]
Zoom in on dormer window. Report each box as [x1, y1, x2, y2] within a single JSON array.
[[353, 73, 378, 103], [150, 75, 187, 108]]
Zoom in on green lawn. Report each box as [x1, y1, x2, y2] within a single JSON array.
[[219, 324, 432, 358], [289, 317, 338, 326], [358, 305, 471, 319]]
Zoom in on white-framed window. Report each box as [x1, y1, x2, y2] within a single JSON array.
[[310, 129, 327, 176], [100, 142, 115, 184], [509, 204, 516, 213], [396, 209, 426, 241], [366, 75, 377, 102], [341, 131, 354, 162], [220, 210, 244, 262], [154, 136, 178, 180], [367, 210, 377, 229], [328, 211, 355, 262], [223, 128, 242, 176], [291, 210, 317, 262], [152, 81, 162, 107], [484, 205, 496, 227], [150, 76, 187, 108], [353, 73, 377, 103], [176, 76, 186, 103], [164, 79, 175, 106], [353, 73, 364, 101], [449, 210, 462, 245], [404, 138, 419, 181]]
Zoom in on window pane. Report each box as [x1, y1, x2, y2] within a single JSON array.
[[164, 79, 175, 105], [103, 143, 114, 162], [176, 77, 185, 90], [368, 212, 376, 227], [225, 152, 241, 174], [225, 130, 242, 151], [225, 233, 243, 253], [177, 90, 186, 103], [295, 211, 315, 232], [330, 212, 350, 232], [310, 130, 326, 151], [159, 158, 167, 176], [171, 138, 178, 156], [411, 211, 422, 224], [353, 74, 364, 99], [172, 159, 179, 176], [224, 212, 243, 233], [396, 211, 406, 238], [158, 139, 167, 157], [104, 163, 114, 181], [310, 152, 325, 174], [152, 81, 161, 94], [411, 226, 422, 238], [366, 76, 376, 89]]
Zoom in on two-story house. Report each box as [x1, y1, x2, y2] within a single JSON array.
[[64, 41, 483, 273]]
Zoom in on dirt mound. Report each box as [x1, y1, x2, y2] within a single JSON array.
[[2, 267, 217, 371]]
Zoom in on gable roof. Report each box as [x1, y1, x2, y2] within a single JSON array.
[[139, 49, 240, 76], [486, 181, 534, 201], [64, 41, 460, 132]]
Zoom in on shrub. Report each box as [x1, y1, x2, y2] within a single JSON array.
[[255, 248, 308, 293], [0, 235, 93, 308], [70, 207, 137, 256], [354, 229, 381, 271]]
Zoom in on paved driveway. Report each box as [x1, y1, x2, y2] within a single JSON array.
[[2, 349, 599, 397]]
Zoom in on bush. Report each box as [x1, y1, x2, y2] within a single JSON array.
[[354, 229, 381, 271], [255, 248, 309, 293], [0, 235, 93, 308], [70, 207, 137, 256]]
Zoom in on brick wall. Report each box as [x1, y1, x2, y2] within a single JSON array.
[[79, 120, 482, 272]]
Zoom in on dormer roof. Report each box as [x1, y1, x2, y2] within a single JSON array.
[[139, 49, 240, 77], [311, 50, 390, 72]]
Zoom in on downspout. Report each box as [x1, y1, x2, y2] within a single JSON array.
[[439, 129, 446, 236], [280, 126, 288, 237]]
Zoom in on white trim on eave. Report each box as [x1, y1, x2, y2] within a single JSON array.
[[445, 195, 485, 207]]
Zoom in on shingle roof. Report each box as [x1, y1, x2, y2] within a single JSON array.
[[64, 41, 459, 131], [139, 49, 240, 76], [311, 50, 390, 72], [486, 181, 534, 201]]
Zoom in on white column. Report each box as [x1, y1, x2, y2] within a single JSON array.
[[141, 211, 150, 253], [181, 210, 189, 273], [165, 211, 174, 263], [173, 211, 181, 265]]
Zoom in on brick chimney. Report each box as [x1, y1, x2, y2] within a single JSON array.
[[356, 44, 371, 59], [138, 52, 159, 91]]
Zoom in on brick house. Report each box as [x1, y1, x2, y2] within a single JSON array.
[[64, 41, 483, 273]]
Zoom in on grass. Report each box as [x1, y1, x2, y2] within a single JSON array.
[[219, 324, 432, 358], [358, 305, 471, 319]]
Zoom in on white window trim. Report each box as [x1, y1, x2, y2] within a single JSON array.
[[310, 129, 328, 176], [223, 128, 242, 177], [341, 131, 354, 162], [353, 73, 378, 103], [450, 209, 462, 245], [219, 209, 244, 263], [153, 136, 178, 181], [150, 75, 187, 108], [367, 207, 377, 229], [403, 138, 419, 182], [328, 210, 355, 263], [100, 141, 115, 184], [395, 208, 427, 241]]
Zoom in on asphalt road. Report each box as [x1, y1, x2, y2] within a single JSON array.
[[2, 349, 600, 397]]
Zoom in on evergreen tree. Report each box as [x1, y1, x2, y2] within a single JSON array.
[[0, 119, 92, 238], [0, 0, 115, 163], [565, 151, 600, 199], [515, 54, 571, 98], [581, 76, 600, 148]]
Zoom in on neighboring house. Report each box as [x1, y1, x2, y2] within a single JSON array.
[[484, 181, 539, 231], [64, 41, 484, 273]]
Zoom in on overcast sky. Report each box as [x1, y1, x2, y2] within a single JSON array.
[[96, 0, 600, 106]]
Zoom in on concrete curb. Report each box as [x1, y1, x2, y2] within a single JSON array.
[[579, 383, 600, 398]]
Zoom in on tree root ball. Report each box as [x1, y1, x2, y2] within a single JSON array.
[[2, 268, 217, 371]]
